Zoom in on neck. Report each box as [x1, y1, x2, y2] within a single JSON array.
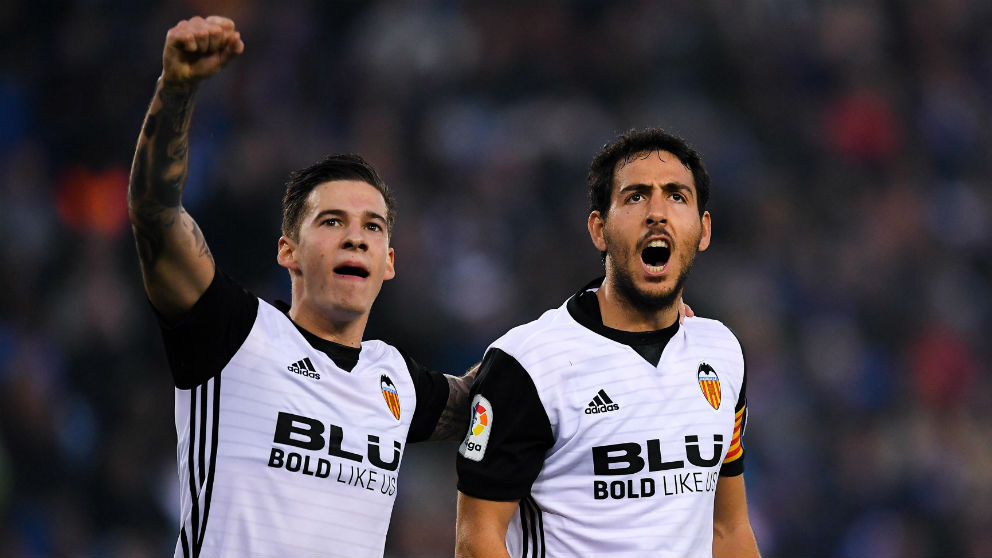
[[288, 302, 368, 348], [595, 279, 680, 332]]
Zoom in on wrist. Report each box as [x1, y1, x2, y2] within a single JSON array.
[[158, 74, 200, 95]]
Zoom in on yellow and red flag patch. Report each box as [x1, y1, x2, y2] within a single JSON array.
[[381, 375, 401, 420], [697, 362, 722, 410]]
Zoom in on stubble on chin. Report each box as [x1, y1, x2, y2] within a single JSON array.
[[610, 263, 685, 313], [604, 237, 696, 315]]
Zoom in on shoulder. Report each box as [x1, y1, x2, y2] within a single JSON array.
[[680, 317, 746, 388], [253, 298, 286, 325], [483, 303, 584, 405], [362, 339, 406, 371], [360, 338, 394, 359], [489, 303, 575, 357], [247, 298, 306, 343], [681, 317, 743, 353], [362, 339, 433, 380]]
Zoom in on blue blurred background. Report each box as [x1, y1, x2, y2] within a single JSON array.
[[1, 1, 990, 556]]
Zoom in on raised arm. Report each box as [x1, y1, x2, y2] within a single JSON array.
[[128, 16, 244, 318]]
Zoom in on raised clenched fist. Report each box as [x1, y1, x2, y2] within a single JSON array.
[[162, 15, 244, 85]]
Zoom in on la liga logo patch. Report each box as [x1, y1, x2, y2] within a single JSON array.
[[697, 362, 722, 410], [381, 375, 401, 420], [458, 394, 492, 462], [470, 401, 489, 435]]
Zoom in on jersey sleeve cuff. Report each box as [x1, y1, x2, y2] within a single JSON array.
[[457, 476, 532, 502], [719, 457, 745, 477]]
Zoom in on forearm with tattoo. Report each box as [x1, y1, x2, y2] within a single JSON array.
[[128, 79, 211, 271], [430, 364, 481, 441]]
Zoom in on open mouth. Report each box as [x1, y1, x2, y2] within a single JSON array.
[[334, 265, 370, 278], [641, 239, 671, 272]]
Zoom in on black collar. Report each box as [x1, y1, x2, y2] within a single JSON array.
[[274, 300, 360, 372], [565, 277, 679, 366]]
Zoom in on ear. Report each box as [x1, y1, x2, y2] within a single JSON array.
[[697, 211, 711, 252], [383, 246, 396, 281], [588, 211, 607, 252], [277, 235, 300, 272]]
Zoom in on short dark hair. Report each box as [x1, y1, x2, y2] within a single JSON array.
[[587, 128, 710, 218], [281, 154, 396, 241]]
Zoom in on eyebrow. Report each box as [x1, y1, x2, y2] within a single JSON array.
[[618, 182, 695, 198], [313, 209, 388, 224]]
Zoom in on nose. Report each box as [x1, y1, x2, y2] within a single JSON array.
[[342, 224, 368, 251], [645, 195, 667, 226]]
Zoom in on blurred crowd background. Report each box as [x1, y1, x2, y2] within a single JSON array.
[[1, 1, 990, 556]]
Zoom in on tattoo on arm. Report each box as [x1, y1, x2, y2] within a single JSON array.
[[430, 363, 481, 442], [128, 81, 208, 270]]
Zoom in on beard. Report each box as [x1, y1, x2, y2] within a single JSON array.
[[609, 260, 692, 312], [604, 232, 699, 315]]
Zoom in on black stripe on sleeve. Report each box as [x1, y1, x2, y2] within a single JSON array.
[[526, 499, 538, 558], [520, 497, 545, 558], [531, 496, 545, 558], [180, 527, 190, 558], [187, 387, 200, 557], [516, 497, 546, 558], [198, 385, 207, 485], [196, 375, 221, 556], [519, 500, 530, 558]]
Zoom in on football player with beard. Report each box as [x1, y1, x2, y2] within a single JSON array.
[[455, 129, 760, 558]]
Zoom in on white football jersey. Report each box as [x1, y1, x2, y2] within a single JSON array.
[[160, 271, 449, 558], [458, 281, 747, 558]]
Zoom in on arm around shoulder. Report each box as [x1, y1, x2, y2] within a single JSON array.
[[429, 362, 480, 442], [712, 474, 760, 558]]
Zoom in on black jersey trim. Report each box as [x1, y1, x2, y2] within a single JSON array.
[[520, 499, 530, 558], [520, 500, 534, 558], [565, 277, 679, 366], [158, 269, 259, 389], [274, 301, 361, 372], [519, 496, 545, 558], [456, 349, 555, 501], [719, 325, 748, 477], [396, 347, 450, 443], [181, 377, 221, 557], [186, 386, 200, 556], [180, 526, 190, 558], [533, 496, 546, 558], [196, 375, 221, 556], [186, 387, 200, 557], [198, 387, 207, 485]]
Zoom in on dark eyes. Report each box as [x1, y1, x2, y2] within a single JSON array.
[[625, 192, 687, 203], [322, 218, 383, 232]]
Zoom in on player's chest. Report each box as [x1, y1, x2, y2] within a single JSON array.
[[552, 347, 740, 454], [226, 335, 415, 436]]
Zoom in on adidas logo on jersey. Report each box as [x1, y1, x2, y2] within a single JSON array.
[[585, 389, 619, 414], [287, 357, 320, 380]]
